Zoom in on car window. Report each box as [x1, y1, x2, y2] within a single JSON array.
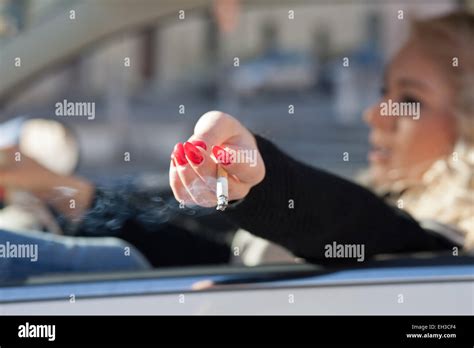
[[0, 0, 467, 294]]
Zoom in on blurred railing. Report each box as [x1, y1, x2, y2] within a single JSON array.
[[0, 0, 316, 106], [0, 0, 213, 105]]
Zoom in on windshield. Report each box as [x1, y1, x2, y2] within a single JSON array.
[[0, 0, 471, 293]]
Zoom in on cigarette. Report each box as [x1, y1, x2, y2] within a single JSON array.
[[216, 165, 229, 211]]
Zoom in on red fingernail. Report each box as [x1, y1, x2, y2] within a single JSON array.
[[173, 143, 188, 166], [190, 140, 207, 151], [184, 142, 204, 165], [212, 145, 231, 166]]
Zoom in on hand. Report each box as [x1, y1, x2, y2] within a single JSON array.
[[169, 111, 265, 207], [0, 146, 94, 218], [0, 146, 62, 194]]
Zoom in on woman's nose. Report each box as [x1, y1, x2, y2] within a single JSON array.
[[363, 103, 396, 131]]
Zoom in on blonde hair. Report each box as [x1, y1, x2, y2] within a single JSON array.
[[368, 12, 474, 250], [410, 11, 474, 145]]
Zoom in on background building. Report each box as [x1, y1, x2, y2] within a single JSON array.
[[0, 0, 466, 181]]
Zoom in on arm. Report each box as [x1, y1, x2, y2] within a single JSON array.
[[225, 135, 456, 261]]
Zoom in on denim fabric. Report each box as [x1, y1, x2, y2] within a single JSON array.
[[0, 228, 151, 282]]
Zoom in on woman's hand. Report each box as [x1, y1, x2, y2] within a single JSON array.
[[0, 146, 94, 219], [169, 111, 265, 207]]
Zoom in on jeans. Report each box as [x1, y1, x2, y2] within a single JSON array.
[[0, 228, 151, 282]]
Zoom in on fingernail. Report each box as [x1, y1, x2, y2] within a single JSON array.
[[184, 142, 204, 165], [190, 140, 207, 151], [212, 145, 231, 166], [173, 143, 188, 166]]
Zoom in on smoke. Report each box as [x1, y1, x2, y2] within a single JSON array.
[[181, 175, 218, 207], [79, 175, 222, 236]]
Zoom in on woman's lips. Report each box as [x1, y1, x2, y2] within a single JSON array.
[[368, 145, 392, 163]]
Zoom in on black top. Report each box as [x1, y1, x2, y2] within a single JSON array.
[[224, 135, 456, 261], [59, 135, 456, 266]]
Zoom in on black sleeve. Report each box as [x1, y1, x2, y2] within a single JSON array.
[[225, 135, 456, 261]]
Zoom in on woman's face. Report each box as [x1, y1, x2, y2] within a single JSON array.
[[364, 38, 458, 187]]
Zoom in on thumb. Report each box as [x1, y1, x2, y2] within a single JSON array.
[[191, 111, 265, 185], [191, 111, 243, 147]]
